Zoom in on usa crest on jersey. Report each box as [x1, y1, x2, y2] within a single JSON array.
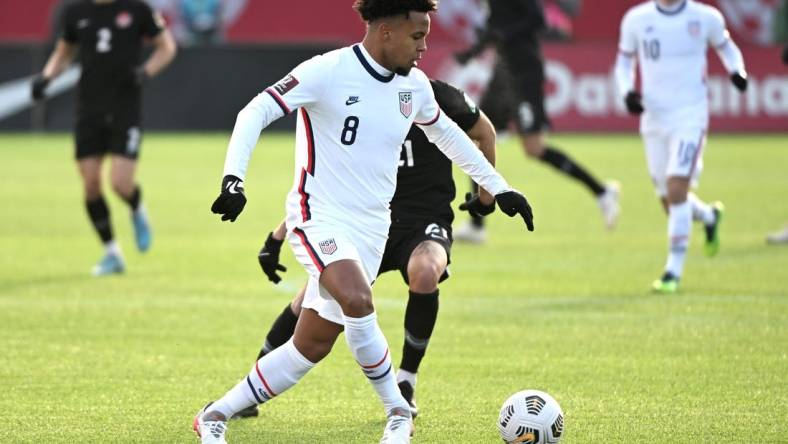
[[399, 92, 412, 118], [319, 238, 337, 255], [687, 20, 700, 37]]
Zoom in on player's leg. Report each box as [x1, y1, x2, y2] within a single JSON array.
[[515, 84, 620, 229], [257, 287, 305, 360], [109, 120, 150, 252], [653, 128, 706, 293], [78, 156, 124, 275], [398, 236, 447, 417], [320, 259, 413, 441], [231, 287, 306, 419], [195, 305, 338, 443]]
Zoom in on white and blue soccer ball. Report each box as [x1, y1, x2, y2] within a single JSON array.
[[497, 390, 564, 444]]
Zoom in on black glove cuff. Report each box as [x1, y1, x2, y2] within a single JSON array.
[[264, 232, 283, 253]]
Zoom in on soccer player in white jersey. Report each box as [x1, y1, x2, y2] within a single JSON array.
[[193, 1, 535, 443], [615, 0, 747, 293]]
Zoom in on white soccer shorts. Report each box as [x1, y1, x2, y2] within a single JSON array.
[[286, 220, 386, 325], [641, 125, 706, 197]]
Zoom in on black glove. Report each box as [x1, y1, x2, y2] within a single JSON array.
[[133, 66, 149, 86], [495, 190, 534, 232], [624, 91, 644, 115], [730, 72, 748, 92], [458, 192, 496, 217], [31, 75, 50, 101], [210, 175, 246, 222], [258, 232, 287, 284]]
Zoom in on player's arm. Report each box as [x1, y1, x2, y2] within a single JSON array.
[[31, 39, 76, 101], [211, 56, 327, 222], [418, 107, 534, 231], [614, 11, 643, 115], [707, 9, 747, 92], [258, 218, 287, 284], [140, 29, 177, 79], [465, 111, 497, 206]]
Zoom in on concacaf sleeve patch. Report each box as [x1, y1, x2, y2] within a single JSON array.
[[273, 74, 300, 96], [153, 11, 166, 28]]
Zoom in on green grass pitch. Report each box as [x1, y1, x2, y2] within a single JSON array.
[[0, 132, 786, 443]]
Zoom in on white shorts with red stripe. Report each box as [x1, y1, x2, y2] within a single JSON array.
[[286, 219, 386, 325], [640, 125, 706, 197]]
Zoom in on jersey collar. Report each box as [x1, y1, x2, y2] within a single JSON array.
[[655, 0, 687, 15], [353, 44, 395, 83]]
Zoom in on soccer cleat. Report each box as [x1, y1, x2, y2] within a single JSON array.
[[193, 403, 228, 444], [231, 404, 259, 419], [132, 207, 152, 253], [703, 202, 724, 257], [397, 381, 419, 418], [453, 221, 486, 244], [652, 272, 679, 294], [597, 180, 621, 230], [91, 253, 125, 277], [380, 410, 414, 444], [766, 225, 788, 245]]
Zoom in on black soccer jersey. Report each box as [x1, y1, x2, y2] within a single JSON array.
[[389, 80, 481, 225], [487, 0, 546, 81], [61, 0, 163, 113]]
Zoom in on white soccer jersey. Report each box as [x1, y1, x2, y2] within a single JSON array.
[[617, 0, 744, 127], [222, 43, 510, 239]]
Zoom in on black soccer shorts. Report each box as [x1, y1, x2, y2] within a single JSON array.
[[480, 60, 551, 134], [378, 220, 453, 284], [74, 109, 142, 160]]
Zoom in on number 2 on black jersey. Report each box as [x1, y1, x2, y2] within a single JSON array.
[[97, 27, 112, 53]]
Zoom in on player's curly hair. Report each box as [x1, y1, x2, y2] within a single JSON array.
[[353, 0, 438, 22]]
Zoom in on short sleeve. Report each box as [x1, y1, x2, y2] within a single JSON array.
[[618, 11, 638, 55], [414, 72, 440, 126], [138, 1, 164, 38], [706, 7, 729, 48], [430, 80, 480, 132], [263, 55, 331, 115], [61, 5, 78, 43]]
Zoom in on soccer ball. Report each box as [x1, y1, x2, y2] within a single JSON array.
[[498, 390, 564, 444]]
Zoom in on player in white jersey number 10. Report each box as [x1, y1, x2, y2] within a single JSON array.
[[615, 0, 747, 293], [195, 1, 534, 443]]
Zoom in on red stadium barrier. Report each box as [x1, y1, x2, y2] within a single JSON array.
[[436, 43, 788, 132]]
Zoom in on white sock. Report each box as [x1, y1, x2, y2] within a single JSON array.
[[688, 193, 715, 225], [343, 312, 409, 415], [104, 240, 122, 257], [210, 339, 315, 419], [665, 201, 692, 278], [396, 369, 417, 387]]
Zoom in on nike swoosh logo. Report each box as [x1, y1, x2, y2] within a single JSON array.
[[226, 181, 241, 194], [346, 98, 360, 105]]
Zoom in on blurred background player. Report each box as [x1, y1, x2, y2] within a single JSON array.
[[453, 0, 620, 243], [196, 1, 535, 442], [31, 0, 176, 276], [238, 79, 499, 420], [615, 0, 747, 293]]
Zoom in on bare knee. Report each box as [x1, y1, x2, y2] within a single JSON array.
[[83, 177, 102, 200], [339, 287, 374, 317], [294, 334, 335, 363], [407, 260, 442, 294], [666, 177, 690, 205], [111, 177, 133, 198]]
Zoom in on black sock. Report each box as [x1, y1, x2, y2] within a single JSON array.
[[468, 179, 485, 228], [256, 303, 299, 360], [400, 290, 439, 373], [85, 196, 113, 243], [540, 146, 606, 196], [122, 185, 142, 211]]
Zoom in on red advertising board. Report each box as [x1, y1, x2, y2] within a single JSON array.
[[435, 43, 788, 132]]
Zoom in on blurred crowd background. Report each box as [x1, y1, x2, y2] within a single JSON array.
[[1, 0, 785, 132]]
